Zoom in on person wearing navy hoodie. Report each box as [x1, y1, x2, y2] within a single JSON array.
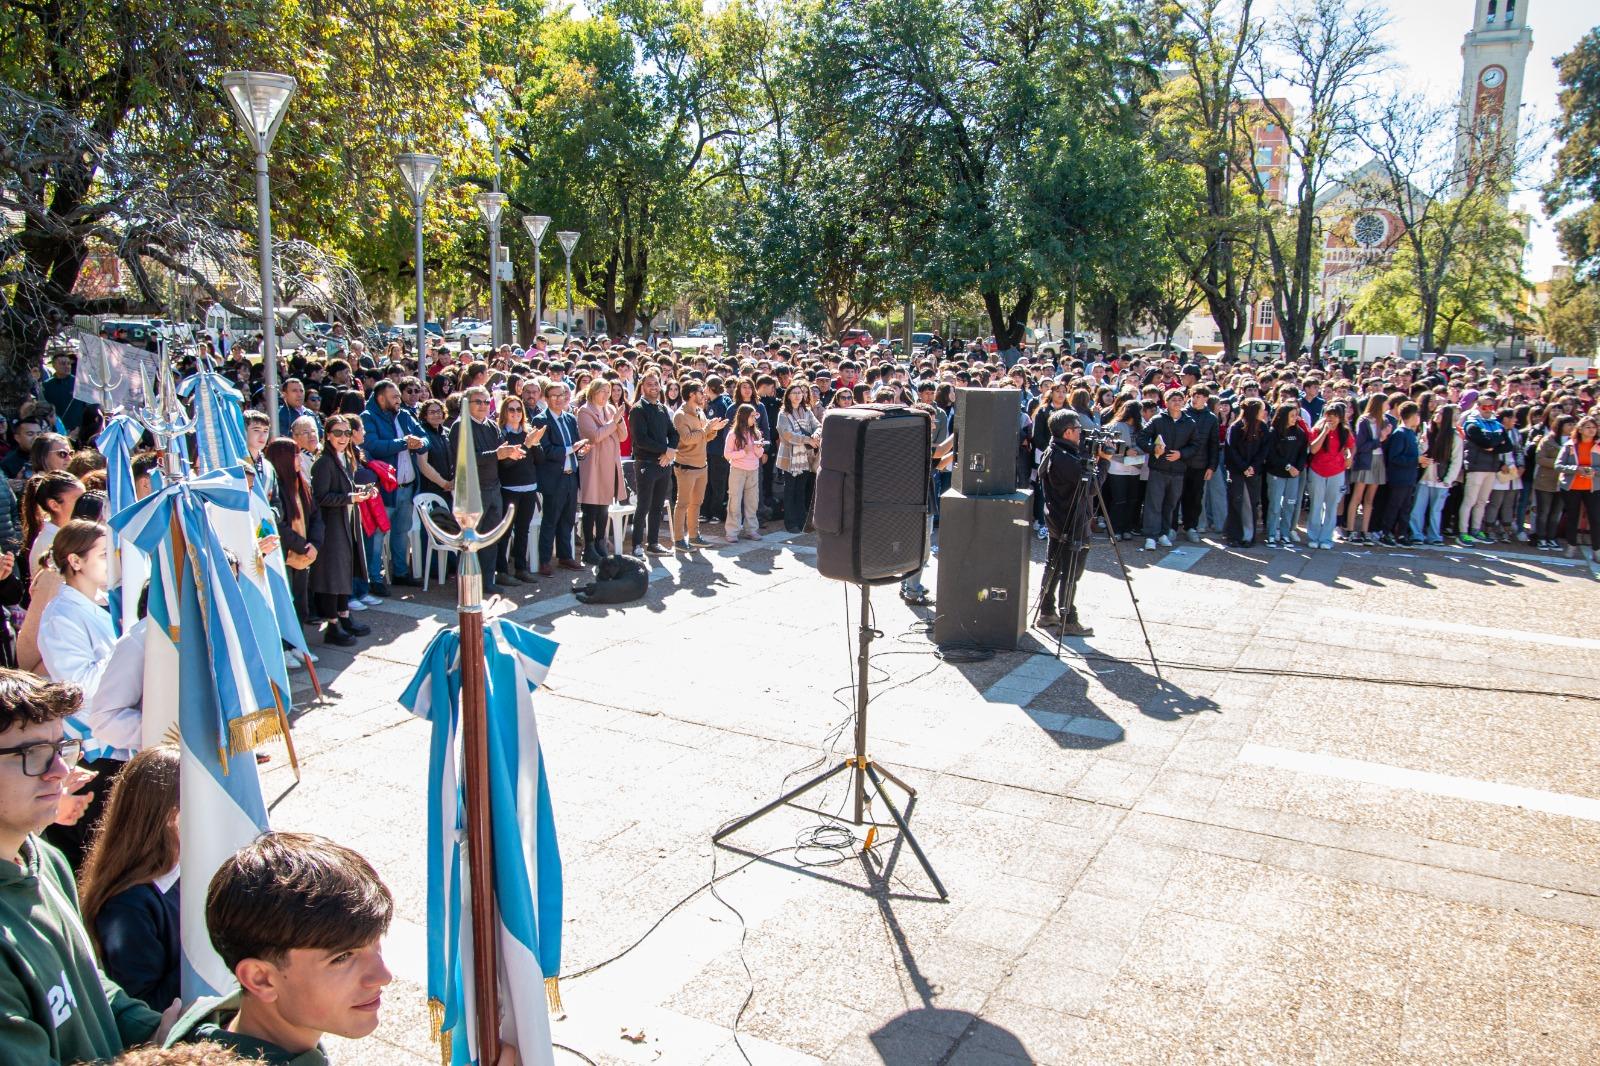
[[1223, 398, 1270, 547], [1377, 401, 1423, 545]]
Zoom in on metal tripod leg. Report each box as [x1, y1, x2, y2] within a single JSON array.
[[865, 763, 947, 900], [712, 760, 852, 842]]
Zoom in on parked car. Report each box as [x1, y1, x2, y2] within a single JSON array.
[[840, 328, 873, 348], [1136, 342, 1193, 359], [686, 322, 721, 338]]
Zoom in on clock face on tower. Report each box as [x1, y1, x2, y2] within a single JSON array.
[[1480, 66, 1505, 89]]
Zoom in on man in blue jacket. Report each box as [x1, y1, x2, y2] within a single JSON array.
[[361, 381, 427, 590]]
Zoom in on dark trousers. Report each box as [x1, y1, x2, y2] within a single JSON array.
[[783, 470, 815, 532], [1224, 472, 1262, 543], [479, 488, 504, 588], [1141, 472, 1184, 538], [1380, 481, 1418, 536], [290, 565, 313, 622], [1534, 489, 1564, 540], [1039, 541, 1088, 619], [538, 473, 578, 565], [499, 490, 538, 575], [633, 460, 673, 549], [1561, 490, 1600, 547], [1104, 475, 1141, 536], [759, 457, 778, 518], [43, 756, 125, 872], [580, 503, 609, 552], [702, 456, 730, 523], [1180, 467, 1208, 530]]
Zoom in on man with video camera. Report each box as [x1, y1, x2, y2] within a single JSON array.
[[1037, 409, 1095, 637]]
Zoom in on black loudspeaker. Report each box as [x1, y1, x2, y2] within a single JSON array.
[[814, 405, 933, 584], [952, 388, 1020, 495], [933, 489, 1031, 649]]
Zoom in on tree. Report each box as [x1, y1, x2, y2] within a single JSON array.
[[494, 0, 766, 339], [1353, 92, 1529, 353], [798, 0, 1162, 352], [0, 0, 485, 411], [1349, 195, 1528, 351], [1150, 0, 1270, 361], [1543, 276, 1600, 356], [1244, 0, 1387, 358], [1544, 28, 1600, 279]]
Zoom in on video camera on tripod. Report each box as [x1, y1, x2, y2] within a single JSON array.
[[1077, 425, 1134, 462]]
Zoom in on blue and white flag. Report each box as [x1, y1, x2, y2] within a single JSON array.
[[180, 359, 249, 475], [401, 619, 562, 1066], [98, 413, 145, 636], [109, 467, 277, 999]]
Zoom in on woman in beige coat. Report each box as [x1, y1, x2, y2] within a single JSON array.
[[577, 378, 628, 561]]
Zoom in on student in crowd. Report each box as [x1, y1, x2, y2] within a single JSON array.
[[1263, 401, 1309, 547], [722, 403, 766, 542], [628, 371, 679, 556], [1344, 394, 1390, 544], [0, 669, 176, 1063], [78, 745, 181, 1011], [1377, 401, 1423, 546], [1555, 415, 1600, 561], [776, 382, 821, 535], [1411, 404, 1463, 546], [163, 832, 417, 1063], [22, 470, 84, 577], [1305, 402, 1354, 551], [1223, 398, 1268, 548]]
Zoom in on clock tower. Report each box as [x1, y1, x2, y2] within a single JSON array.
[[1453, 0, 1533, 196]]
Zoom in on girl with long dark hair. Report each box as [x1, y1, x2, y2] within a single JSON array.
[[78, 745, 181, 1010], [1224, 398, 1269, 547], [1411, 403, 1462, 545]]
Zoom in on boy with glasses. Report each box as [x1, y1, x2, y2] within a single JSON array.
[[0, 670, 178, 1062]]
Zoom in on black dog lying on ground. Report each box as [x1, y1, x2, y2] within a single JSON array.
[[573, 553, 649, 605]]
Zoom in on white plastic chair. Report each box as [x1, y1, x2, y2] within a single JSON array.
[[608, 500, 637, 553], [412, 492, 460, 592]]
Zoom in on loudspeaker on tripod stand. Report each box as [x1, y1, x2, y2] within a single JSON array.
[[813, 404, 933, 584]]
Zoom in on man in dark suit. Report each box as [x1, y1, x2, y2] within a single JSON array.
[[530, 380, 591, 576], [448, 385, 524, 592]]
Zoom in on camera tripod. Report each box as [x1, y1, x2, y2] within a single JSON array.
[[1035, 444, 1161, 678], [713, 582, 947, 900]]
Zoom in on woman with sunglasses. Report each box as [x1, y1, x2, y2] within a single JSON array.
[[308, 415, 377, 645], [496, 396, 542, 583]]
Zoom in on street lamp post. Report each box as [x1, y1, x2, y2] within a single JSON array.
[[476, 192, 508, 351], [220, 71, 296, 421], [522, 215, 551, 347], [396, 153, 442, 383], [556, 230, 580, 337]]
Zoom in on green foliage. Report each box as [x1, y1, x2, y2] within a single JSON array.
[[1544, 28, 1600, 278], [1350, 196, 1529, 350], [1543, 277, 1600, 356]]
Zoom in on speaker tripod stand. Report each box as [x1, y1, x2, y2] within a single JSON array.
[[713, 582, 948, 900]]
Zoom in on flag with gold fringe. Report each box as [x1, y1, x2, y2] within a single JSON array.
[[400, 618, 561, 1066], [108, 465, 275, 998]]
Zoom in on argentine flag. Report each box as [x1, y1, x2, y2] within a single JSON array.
[[180, 360, 249, 474], [401, 619, 562, 1066], [110, 467, 277, 999]]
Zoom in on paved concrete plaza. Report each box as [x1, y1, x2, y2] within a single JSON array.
[[261, 527, 1600, 1065]]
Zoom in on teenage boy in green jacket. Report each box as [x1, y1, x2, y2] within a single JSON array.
[[0, 669, 177, 1064]]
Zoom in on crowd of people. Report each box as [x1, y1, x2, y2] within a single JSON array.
[[0, 326, 1595, 1060]]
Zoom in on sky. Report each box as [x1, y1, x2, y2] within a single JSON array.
[[1342, 0, 1593, 280]]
